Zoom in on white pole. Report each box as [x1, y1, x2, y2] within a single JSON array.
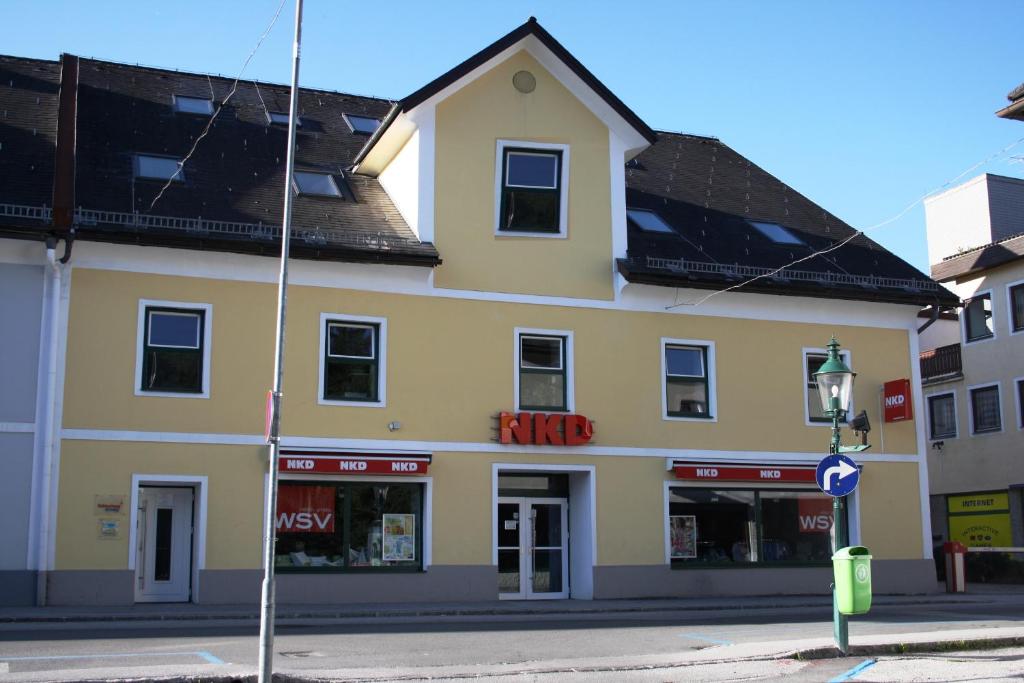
[[258, 1, 303, 680]]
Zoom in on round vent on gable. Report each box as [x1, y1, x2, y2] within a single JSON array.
[[512, 70, 536, 94]]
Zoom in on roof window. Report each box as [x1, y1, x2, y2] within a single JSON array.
[[173, 95, 214, 116], [135, 155, 185, 182], [267, 111, 302, 126], [749, 221, 804, 245], [343, 113, 381, 135], [293, 171, 341, 197], [627, 208, 675, 234]]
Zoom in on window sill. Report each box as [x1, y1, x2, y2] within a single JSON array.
[[971, 428, 1003, 436], [135, 389, 209, 399], [964, 335, 995, 344], [494, 229, 567, 239], [663, 414, 716, 423], [318, 398, 386, 408]]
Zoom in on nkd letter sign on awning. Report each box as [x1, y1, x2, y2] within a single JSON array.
[[498, 412, 594, 446]]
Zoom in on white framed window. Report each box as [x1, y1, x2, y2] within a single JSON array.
[[134, 299, 212, 398], [514, 327, 574, 413], [318, 313, 387, 407], [968, 382, 1002, 435], [803, 347, 853, 426], [1006, 278, 1024, 336], [135, 154, 185, 182], [172, 95, 213, 115], [927, 392, 957, 440], [1014, 377, 1024, 431], [343, 113, 381, 135], [661, 338, 717, 422], [962, 290, 995, 344], [494, 140, 570, 238]]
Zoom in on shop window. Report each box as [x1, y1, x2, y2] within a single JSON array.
[[804, 349, 852, 424], [135, 300, 211, 397], [928, 393, 957, 440], [964, 293, 994, 342], [517, 332, 570, 412], [275, 481, 422, 572], [1009, 283, 1024, 334], [495, 141, 568, 236], [669, 487, 838, 567], [663, 339, 715, 420], [970, 384, 1002, 434], [320, 316, 386, 406]]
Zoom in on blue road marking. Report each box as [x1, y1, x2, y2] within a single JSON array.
[[0, 651, 225, 664], [829, 658, 877, 682], [678, 633, 733, 645]]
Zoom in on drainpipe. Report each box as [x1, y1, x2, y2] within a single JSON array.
[[36, 237, 62, 606]]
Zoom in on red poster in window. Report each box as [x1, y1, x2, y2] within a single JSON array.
[[797, 497, 833, 533], [883, 379, 913, 423], [276, 485, 335, 533]]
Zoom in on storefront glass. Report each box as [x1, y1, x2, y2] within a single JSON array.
[[275, 481, 422, 572], [670, 487, 837, 566]]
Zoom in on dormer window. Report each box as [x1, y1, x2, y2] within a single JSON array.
[[749, 220, 804, 245], [173, 95, 214, 115], [135, 154, 185, 182], [627, 208, 674, 234], [343, 113, 381, 135], [267, 111, 302, 126], [293, 171, 342, 197], [496, 142, 568, 236]]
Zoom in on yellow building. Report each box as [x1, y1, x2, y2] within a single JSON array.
[[1, 20, 957, 605]]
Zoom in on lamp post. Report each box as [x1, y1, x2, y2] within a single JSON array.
[[813, 336, 855, 654]]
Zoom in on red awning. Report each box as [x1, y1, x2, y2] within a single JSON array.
[[278, 450, 431, 475], [672, 462, 817, 484]]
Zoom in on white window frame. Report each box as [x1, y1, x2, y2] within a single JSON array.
[[342, 113, 382, 134], [967, 381, 1003, 436], [1006, 278, 1024, 337], [926, 391, 958, 441], [1015, 376, 1024, 431], [962, 289, 996, 345], [514, 327, 574, 413], [661, 338, 717, 423], [318, 312, 387, 408], [494, 140, 570, 239], [134, 299, 213, 399], [802, 347, 854, 427]]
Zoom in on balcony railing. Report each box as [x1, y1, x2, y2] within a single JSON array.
[[920, 343, 963, 384]]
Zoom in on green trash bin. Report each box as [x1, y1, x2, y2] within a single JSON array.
[[833, 546, 872, 615]]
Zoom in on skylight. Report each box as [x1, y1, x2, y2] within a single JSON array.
[[173, 95, 214, 115], [627, 208, 675, 234], [749, 221, 804, 245], [267, 111, 302, 126], [135, 154, 184, 182], [293, 171, 341, 197], [344, 113, 381, 135]]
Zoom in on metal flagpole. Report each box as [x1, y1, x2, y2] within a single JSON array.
[[258, 0, 303, 681]]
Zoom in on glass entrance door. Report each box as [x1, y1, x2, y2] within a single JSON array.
[[497, 497, 569, 599]]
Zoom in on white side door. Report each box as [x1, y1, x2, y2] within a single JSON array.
[[135, 487, 194, 602], [497, 497, 569, 600]]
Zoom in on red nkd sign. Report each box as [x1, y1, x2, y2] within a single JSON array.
[[499, 412, 594, 446], [276, 484, 335, 533], [673, 464, 817, 483], [279, 455, 428, 475], [883, 379, 913, 423]]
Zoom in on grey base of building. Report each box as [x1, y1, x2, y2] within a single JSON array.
[[592, 559, 939, 598], [0, 570, 37, 606]]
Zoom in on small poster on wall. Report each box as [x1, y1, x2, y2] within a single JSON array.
[[382, 513, 416, 561], [670, 515, 697, 559]]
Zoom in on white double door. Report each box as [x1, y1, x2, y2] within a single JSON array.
[[497, 497, 569, 599], [135, 487, 194, 603]]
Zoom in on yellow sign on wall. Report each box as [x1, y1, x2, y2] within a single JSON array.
[[948, 514, 1012, 547], [948, 492, 1009, 514]]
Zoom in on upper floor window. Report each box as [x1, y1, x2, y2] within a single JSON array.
[[135, 300, 212, 398], [627, 209, 675, 234], [1016, 379, 1024, 430], [516, 329, 573, 412], [804, 348, 852, 424], [135, 154, 185, 182], [267, 111, 302, 127], [928, 393, 957, 440], [495, 141, 568, 237], [964, 292, 994, 342], [749, 220, 805, 246], [173, 95, 213, 115], [969, 383, 1002, 434], [1009, 282, 1024, 334], [319, 314, 387, 407], [662, 339, 716, 420], [343, 113, 381, 135], [293, 171, 342, 197]]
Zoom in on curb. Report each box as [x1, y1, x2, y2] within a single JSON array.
[[792, 634, 1024, 660]]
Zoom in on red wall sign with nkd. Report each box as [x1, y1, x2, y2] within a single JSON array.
[[883, 379, 913, 423], [498, 412, 594, 446]]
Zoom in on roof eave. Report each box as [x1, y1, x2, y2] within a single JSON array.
[[996, 98, 1024, 121]]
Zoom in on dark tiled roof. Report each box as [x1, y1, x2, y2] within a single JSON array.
[[931, 232, 1024, 282], [620, 132, 957, 306], [1008, 83, 1024, 102]]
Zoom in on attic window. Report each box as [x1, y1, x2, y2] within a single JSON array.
[[135, 155, 185, 182], [343, 113, 381, 135], [293, 171, 341, 197], [267, 111, 302, 126], [627, 209, 674, 234], [749, 221, 804, 245], [173, 95, 214, 115]]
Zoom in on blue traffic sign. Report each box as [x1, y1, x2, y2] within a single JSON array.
[[816, 454, 860, 497]]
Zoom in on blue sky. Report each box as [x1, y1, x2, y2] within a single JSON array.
[[4, 0, 1023, 274]]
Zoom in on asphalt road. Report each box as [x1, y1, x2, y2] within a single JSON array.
[[1, 599, 1023, 681]]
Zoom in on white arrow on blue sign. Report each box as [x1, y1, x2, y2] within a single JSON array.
[[816, 454, 860, 497]]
